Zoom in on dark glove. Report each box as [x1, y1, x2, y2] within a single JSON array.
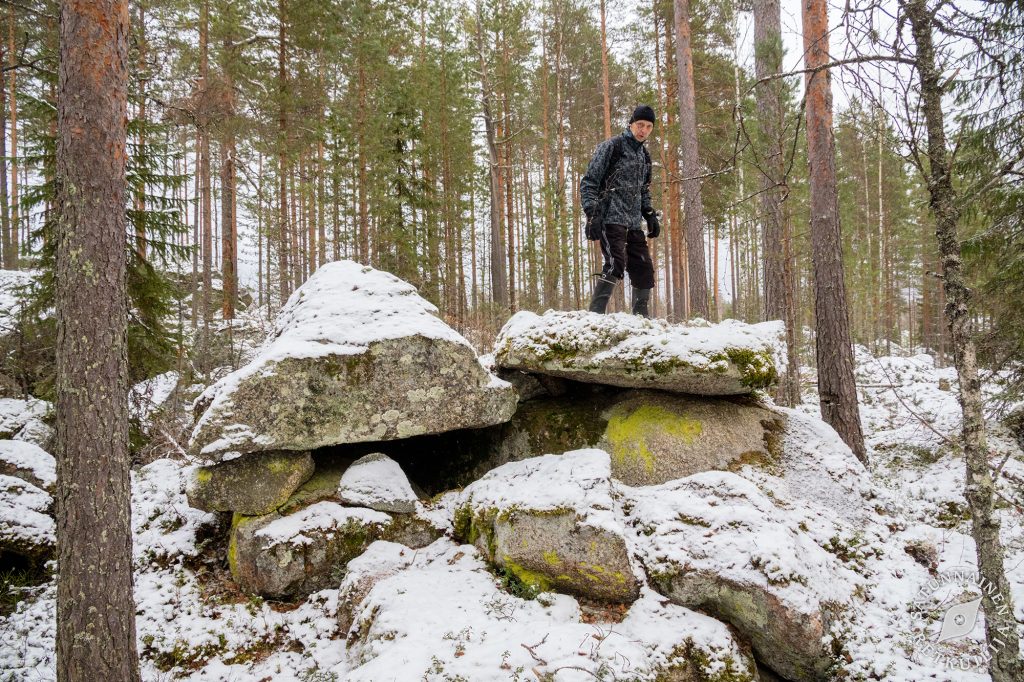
[[643, 209, 661, 238], [584, 204, 603, 241]]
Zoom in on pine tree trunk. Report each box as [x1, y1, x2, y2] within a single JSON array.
[[7, 9, 18, 270], [541, 11, 557, 308], [673, 0, 707, 317], [220, 132, 236, 319], [199, 0, 212, 327], [754, 0, 800, 405], [903, 2, 1023, 677], [475, 3, 508, 311], [134, 3, 147, 259], [55, 1, 141, 678], [0, 41, 9, 268], [278, 0, 290, 304], [801, 0, 866, 461]]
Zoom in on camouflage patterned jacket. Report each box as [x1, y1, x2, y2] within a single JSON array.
[[579, 128, 653, 231]]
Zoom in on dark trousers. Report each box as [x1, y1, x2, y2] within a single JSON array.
[[598, 224, 655, 289]]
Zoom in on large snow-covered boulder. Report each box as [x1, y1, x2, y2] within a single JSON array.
[[189, 261, 518, 460], [0, 473, 54, 559], [454, 449, 640, 603], [626, 471, 860, 681], [494, 311, 781, 395], [186, 450, 314, 516], [344, 539, 760, 681]]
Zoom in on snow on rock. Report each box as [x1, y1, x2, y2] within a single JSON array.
[[455, 448, 640, 603], [336, 452, 419, 513], [336, 540, 416, 634], [748, 407, 872, 523], [0, 397, 48, 438], [343, 539, 759, 681], [494, 309, 783, 395], [625, 470, 862, 681], [0, 473, 54, 559], [189, 261, 518, 460], [0, 439, 55, 492]]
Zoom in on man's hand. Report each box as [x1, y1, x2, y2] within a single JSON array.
[[643, 208, 661, 238]]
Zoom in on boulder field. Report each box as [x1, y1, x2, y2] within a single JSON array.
[[180, 261, 877, 681]]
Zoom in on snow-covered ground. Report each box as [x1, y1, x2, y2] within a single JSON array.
[[1, 346, 1022, 681]]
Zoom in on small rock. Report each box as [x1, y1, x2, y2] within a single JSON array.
[[904, 539, 938, 574], [337, 540, 415, 634], [337, 453, 419, 514]]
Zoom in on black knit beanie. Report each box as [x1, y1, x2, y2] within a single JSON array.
[[629, 104, 655, 124]]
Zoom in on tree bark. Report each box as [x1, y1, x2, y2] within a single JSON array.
[[55, 0, 141, 679], [220, 132, 236, 319], [903, 2, 1023, 678], [220, 30, 237, 320], [0, 37, 9, 268], [278, 0, 290, 303], [673, 0, 708, 317], [801, 0, 866, 461], [7, 9, 18, 270], [198, 0, 212, 327]]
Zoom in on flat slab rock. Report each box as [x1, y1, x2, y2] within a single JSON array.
[[494, 310, 782, 395], [188, 261, 517, 460], [486, 389, 786, 487]]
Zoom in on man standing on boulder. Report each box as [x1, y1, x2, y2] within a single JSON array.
[[581, 104, 661, 317]]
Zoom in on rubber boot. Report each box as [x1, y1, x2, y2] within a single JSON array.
[[588, 275, 620, 313], [632, 287, 652, 318]]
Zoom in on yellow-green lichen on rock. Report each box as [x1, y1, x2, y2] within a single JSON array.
[[605, 403, 702, 475], [456, 449, 640, 603], [186, 450, 314, 516], [598, 392, 784, 486]]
